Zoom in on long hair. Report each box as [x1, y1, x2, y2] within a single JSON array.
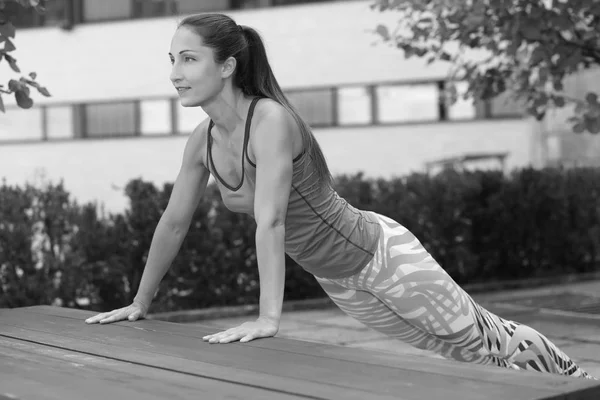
[[178, 13, 333, 190]]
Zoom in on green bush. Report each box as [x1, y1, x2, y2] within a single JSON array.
[[1, 167, 599, 313]]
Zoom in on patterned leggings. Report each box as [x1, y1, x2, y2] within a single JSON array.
[[315, 213, 596, 379]]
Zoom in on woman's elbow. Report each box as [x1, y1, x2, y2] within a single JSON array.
[[256, 215, 286, 232]]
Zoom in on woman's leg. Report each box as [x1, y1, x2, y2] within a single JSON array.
[[315, 276, 521, 370], [320, 213, 595, 379]]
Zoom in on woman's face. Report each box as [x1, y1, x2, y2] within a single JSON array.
[[169, 26, 224, 107]]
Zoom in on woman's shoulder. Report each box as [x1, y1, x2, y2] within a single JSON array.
[[253, 97, 297, 130]]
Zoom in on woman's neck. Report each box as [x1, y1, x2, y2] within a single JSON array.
[[203, 89, 249, 136]]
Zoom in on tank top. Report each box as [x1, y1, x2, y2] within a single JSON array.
[[206, 97, 381, 279]]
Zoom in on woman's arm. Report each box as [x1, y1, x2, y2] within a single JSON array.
[[252, 105, 295, 326], [202, 103, 296, 343], [86, 122, 210, 324], [134, 125, 211, 308]]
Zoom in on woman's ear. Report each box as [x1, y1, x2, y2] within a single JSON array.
[[221, 56, 237, 79]]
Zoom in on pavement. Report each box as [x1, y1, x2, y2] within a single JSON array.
[[187, 279, 600, 378]]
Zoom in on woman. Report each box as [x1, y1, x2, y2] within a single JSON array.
[[85, 13, 595, 380]]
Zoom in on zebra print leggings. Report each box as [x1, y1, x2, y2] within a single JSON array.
[[315, 213, 595, 379]]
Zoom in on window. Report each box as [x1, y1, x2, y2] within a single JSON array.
[[230, 0, 267, 9], [43, 0, 69, 26], [132, 0, 177, 18], [0, 107, 43, 141], [174, 0, 229, 14], [140, 99, 172, 136], [82, 0, 132, 22], [272, 0, 335, 5], [376, 83, 439, 123], [84, 102, 136, 137], [286, 89, 335, 127], [46, 106, 74, 140], [447, 81, 476, 120], [337, 86, 372, 126]]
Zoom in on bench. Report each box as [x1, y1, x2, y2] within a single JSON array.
[[1, 305, 599, 399]]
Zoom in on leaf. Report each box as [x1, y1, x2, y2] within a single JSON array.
[[37, 86, 50, 97], [529, 46, 545, 65], [590, 102, 600, 118], [585, 116, 600, 134], [534, 92, 549, 108], [521, 24, 542, 40], [15, 89, 33, 109], [553, 80, 564, 91], [375, 24, 391, 41], [439, 52, 451, 61], [0, 21, 16, 38], [4, 54, 19, 72], [464, 14, 484, 29], [586, 92, 598, 104], [3, 38, 15, 52], [573, 122, 585, 133], [418, 16, 433, 25], [564, 49, 583, 70], [29, 72, 37, 80], [8, 79, 20, 92], [554, 96, 565, 107]]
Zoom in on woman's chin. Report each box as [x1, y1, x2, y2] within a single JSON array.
[[179, 97, 202, 107]]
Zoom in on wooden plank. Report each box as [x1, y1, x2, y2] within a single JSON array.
[[22, 305, 600, 394], [3, 307, 590, 400], [0, 336, 307, 400], [0, 311, 393, 400]]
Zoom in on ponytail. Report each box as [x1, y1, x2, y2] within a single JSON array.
[[238, 26, 333, 189]]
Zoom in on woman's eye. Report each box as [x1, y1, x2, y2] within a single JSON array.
[[184, 57, 194, 62]]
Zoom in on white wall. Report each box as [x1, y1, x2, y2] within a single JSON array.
[[0, 0, 450, 106], [0, 0, 536, 213], [0, 118, 534, 213]]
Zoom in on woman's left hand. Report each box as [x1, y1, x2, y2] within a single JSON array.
[[202, 316, 279, 344]]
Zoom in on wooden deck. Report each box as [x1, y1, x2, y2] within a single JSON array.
[[1, 305, 599, 400]]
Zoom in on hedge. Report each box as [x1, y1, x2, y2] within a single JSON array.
[[1, 167, 599, 313]]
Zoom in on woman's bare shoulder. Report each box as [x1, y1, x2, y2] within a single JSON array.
[[255, 97, 290, 118], [253, 98, 298, 133]]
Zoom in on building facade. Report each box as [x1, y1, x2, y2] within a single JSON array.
[[0, 0, 537, 212]]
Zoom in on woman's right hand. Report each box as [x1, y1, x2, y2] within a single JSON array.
[[85, 300, 148, 325]]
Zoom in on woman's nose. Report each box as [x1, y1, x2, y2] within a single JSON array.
[[170, 65, 182, 84]]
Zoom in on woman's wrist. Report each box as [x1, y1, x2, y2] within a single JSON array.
[[133, 296, 150, 312]]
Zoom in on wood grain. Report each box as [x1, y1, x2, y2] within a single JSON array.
[[0, 335, 309, 400], [4, 306, 598, 400], [21, 305, 600, 392]]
